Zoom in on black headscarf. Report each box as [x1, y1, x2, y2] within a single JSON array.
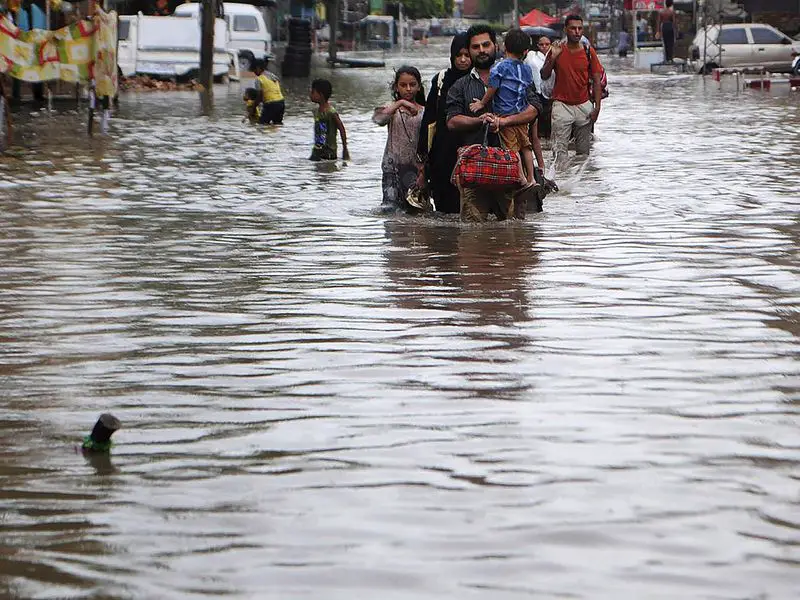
[[416, 33, 471, 158], [442, 32, 471, 89]]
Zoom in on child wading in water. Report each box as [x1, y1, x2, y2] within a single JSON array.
[[470, 28, 535, 189], [372, 66, 425, 212], [242, 87, 261, 123], [309, 79, 349, 161]]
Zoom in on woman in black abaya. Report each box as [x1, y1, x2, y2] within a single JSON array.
[[416, 33, 471, 214]]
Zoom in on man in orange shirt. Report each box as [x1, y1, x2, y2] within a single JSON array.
[[540, 14, 604, 164]]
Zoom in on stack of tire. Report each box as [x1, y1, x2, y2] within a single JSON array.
[[282, 18, 312, 78]]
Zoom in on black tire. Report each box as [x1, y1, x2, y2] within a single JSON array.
[[282, 60, 311, 71], [700, 62, 717, 75], [282, 65, 310, 78], [793, 61, 800, 76], [289, 35, 312, 44], [238, 53, 254, 72], [284, 47, 313, 57]]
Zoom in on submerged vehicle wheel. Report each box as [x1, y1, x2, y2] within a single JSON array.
[[700, 62, 718, 75], [238, 54, 253, 72]]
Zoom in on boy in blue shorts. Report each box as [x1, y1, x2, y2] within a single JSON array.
[[470, 28, 535, 187]]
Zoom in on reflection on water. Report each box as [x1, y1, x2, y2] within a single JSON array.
[[1, 51, 799, 599]]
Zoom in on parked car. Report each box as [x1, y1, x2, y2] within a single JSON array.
[[174, 2, 272, 71], [689, 23, 800, 73], [118, 13, 230, 79]]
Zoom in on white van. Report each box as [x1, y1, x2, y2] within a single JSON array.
[[117, 13, 231, 78], [173, 2, 273, 71]]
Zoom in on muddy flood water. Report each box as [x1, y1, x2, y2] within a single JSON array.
[[1, 47, 799, 599]]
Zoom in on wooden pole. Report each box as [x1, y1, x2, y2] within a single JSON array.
[[328, 0, 339, 63], [199, 0, 216, 103]]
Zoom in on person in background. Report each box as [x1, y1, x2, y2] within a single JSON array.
[[525, 35, 555, 139], [308, 78, 349, 161], [658, 0, 677, 63], [540, 14, 604, 165], [152, 0, 170, 16], [637, 14, 649, 43], [253, 60, 285, 125], [416, 33, 471, 214], [617, 27, 631, 58], [373, 66, 426, 212]]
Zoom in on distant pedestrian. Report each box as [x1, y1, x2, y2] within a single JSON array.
[[658, 0, 677, 63], [416, 32, 471, 214], [617, 27, 631, 58], [469, 28, 535, 189], [525, 35, 555, 138], [540, 14, 604, 164], [253, 60, 285, 125], [373, 66, 426, 212], [308, 78, 349, 161], [152, 0, 170, 16], [637, 14, 649, 43]]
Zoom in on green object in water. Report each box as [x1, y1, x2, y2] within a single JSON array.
[[81, 435, 114, 453]]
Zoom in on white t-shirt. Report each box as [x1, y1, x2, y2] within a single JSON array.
[[525, 50, 555, 99]]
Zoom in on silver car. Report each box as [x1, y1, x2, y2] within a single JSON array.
[[689, 23, 800, 73]]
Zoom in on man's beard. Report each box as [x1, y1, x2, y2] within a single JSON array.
[[473, 50, 496, 69]]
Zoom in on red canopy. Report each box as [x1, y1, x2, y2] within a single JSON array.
[[519, 9, 558, 28]]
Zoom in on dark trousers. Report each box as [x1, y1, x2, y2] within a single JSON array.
[[259, 100, 285, 125], [661, 23, 675, 62]]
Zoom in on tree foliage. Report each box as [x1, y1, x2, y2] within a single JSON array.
[[479, 0, 513, 22], [391, 0, 451, 19]]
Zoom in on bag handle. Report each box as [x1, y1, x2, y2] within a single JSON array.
[[482, 122, 490, 147]]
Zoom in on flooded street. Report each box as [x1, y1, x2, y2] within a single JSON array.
[[1, 48, 799, 599]]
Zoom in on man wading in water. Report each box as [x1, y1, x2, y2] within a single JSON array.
[[446, 24, 543, 223], [658, 0, 677, 64]]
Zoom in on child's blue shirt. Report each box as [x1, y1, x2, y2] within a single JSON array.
[[489, 58, 533, 116]]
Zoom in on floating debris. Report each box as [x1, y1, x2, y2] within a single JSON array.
[[81, 413, 122, 453], [119, 76, 204, 92]]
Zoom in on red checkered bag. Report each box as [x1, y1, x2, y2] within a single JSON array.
[[451, 125, 521, 189]]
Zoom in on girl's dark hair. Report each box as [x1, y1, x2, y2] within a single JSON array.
[[391, 65, 425, 104]]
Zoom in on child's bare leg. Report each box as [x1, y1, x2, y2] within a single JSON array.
[[517, 153, 527, 186], [521, 147, 535, 185]]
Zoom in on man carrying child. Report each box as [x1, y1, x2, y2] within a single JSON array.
[[469, 28, 536, 190], [447, 25, 546, 222]]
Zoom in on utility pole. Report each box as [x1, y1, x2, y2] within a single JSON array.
[[328, 0, 339, 62], [199, 0, 216, 104], [398, 2, 404, 51], [512, 0, 518, 27]]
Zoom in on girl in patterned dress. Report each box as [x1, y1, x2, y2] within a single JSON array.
[[372, 66, 426, 212]]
